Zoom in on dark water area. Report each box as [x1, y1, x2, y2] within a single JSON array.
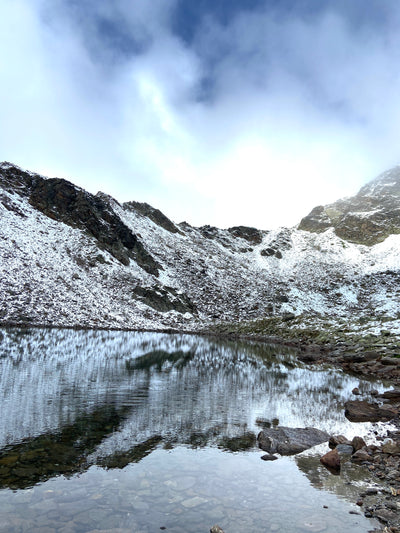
[[0, 328, 384, 532]]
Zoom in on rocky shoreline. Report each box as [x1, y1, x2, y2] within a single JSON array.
[[326, 420, 400, 532], [276, 353, 400, 532], [202, 320, 400, 533]]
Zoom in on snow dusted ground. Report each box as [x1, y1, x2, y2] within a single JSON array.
[[0, 162, 399, 334]]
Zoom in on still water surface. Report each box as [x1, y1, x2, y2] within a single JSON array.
[[0, 328, 385, 532]]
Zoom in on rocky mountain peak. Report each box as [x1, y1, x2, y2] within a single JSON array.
[[358, 166, 400, 198], [123, 200, 182, 234], [298, 166, 400, 245], [0, 162, 160, 274]]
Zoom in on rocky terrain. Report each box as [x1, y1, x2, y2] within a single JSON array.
[[299, 167, 400, 245], [1, 161, 400, 341]]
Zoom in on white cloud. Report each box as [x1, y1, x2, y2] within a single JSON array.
[[0, 1, 400, 229]]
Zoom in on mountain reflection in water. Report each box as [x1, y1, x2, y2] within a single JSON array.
[[0, 328, 383, 492]]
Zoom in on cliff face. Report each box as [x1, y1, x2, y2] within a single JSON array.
[[1, 161, 399, 332], [0, 163, 160, 273], [298, 167, 400, 245]]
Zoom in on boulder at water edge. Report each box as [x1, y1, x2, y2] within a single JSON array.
[[258, 427, 329, 456]]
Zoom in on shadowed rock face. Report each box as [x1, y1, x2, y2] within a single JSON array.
[[0, 162, 35, 196], [227, 226, 265, 244], [132, 285, 197, 315], [0, 163, 160, 275], [124, 201, 181, 234], [299, 167, 400, 245]]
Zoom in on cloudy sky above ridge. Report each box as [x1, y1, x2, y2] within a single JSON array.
[[1, 0, 400, 229]]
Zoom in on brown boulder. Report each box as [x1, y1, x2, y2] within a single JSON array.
[[351, 436, 366, 452], [379, 389, 400, 400], [329, 435, 351, 449], [351, 449, 371, 463], [344, 400, 398, 422], [320, 448, 340, 472], [381, 440, 400, 454]]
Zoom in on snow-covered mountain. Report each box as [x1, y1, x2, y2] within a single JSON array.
[[1, 162, 399, 333], [299, 166, 400, 245]]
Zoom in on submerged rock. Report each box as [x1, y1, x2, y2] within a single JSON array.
[[218, 432, 256, 452], [258, 427, 329, 456], [260, 453, 278, 461], [336, 444, 354, 454]]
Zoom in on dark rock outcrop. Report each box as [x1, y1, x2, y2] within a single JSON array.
[[0, 162, 160, 274], [124, 201, 181, 234], [227, 226, 264, 244], [198, 225, 221, 240], [260, 247, 282, 259], [30, 177, 160, 274], [132, 285, 197, 314], [0, 162, 34, 195], [210, 526, 225, 533], [258, 426, 329, 456]]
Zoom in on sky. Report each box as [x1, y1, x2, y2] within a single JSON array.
[[1, 0, 400, 229]]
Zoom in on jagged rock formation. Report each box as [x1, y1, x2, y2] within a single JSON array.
[[124, 200, 181, 234], [0, 163, 160, 273], [299, 167, 400, 245], [0, 161, 399, 331], [227, 226, 264, 244]]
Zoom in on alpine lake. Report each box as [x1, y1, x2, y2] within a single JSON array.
[[0, 328, 388, 533]]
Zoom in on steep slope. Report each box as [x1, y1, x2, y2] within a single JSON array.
[[0, 162, 399, 333], [299, 166, 400, 245], [0, 162, 159, 272]]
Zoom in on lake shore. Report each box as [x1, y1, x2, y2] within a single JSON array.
[[201, 319, 400, 533]]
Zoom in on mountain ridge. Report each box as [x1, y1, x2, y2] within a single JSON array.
[[0, 161, 399, 337]]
